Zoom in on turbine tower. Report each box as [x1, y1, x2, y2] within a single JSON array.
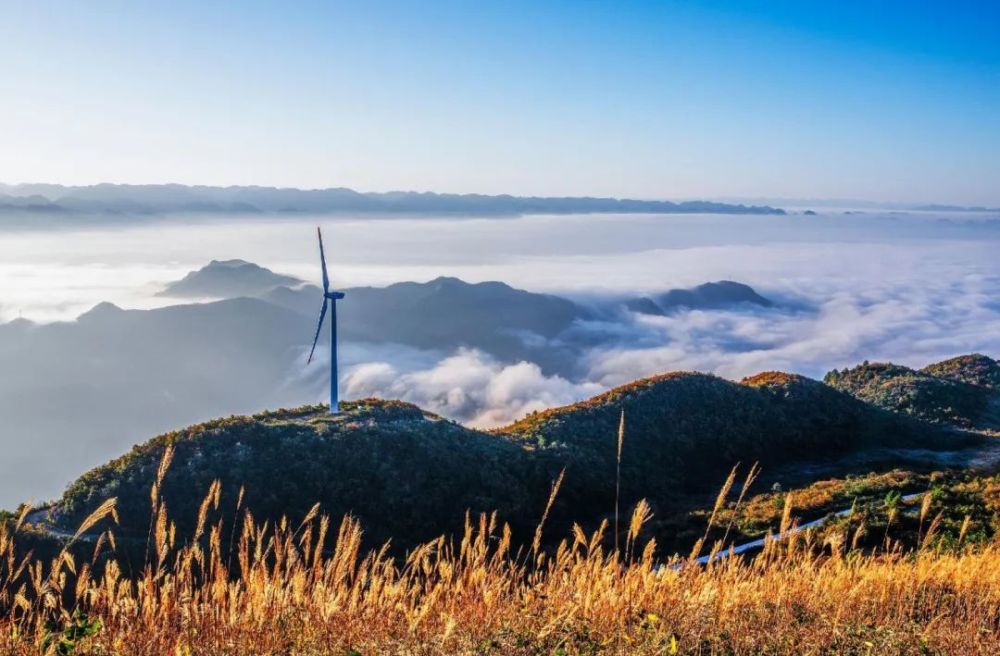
[[307, 227, 346, 414]]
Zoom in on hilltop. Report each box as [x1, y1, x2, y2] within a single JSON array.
[[46, 362, 983, 556], [157, 259, 302, 298], [55, 400, 541, 550], [626, 280, 773, 316], [825, 354, 1000, 430], [923, 353, 1000, 389]]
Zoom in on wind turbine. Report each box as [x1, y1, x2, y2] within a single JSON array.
[[307, 227, 346, 414]]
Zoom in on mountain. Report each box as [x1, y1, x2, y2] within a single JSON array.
[[0, 268, 776, 508], [0, 275, 593, 506], [0, 192, 63, 211], [0, 296, 314, 507], [625, 281, 773, 315], [824, 354, 1000, 430], [0, 183, 784, 219], [912, 204, 1000, 212], [304, 276, 585, 367], [157, 259, 303, 298], [265, 276, 776, 370], [49, 365, 977, 556], [922, 353, 1000, 389]]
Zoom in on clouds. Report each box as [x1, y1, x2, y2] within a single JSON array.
[[260, 209, 1000, 429], [5, 210, 999, 324], [585, 272, 1000, 386], [342, 349, 602, 428], [4, 210, 999, 433], [330, 269, 1000, 429]]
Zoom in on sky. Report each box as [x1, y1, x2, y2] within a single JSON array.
[[1, 1, 998, 204]]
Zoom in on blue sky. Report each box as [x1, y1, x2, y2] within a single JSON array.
[[1, 1, 998, 204]]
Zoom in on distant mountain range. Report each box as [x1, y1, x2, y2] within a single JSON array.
[[713, 196, 1000, 212], [911, 204, 1000, 213], [0, 183, 784, 219], [152, 260, 776, 369]]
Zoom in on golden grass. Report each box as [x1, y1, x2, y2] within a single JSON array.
[[1, 454, 998, 654]]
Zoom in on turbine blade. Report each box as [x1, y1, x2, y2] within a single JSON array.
[[307, 298, 329, 364], [317, 226, 330, 294]]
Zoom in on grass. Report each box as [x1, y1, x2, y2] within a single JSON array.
[[1, 451, 998, 655]]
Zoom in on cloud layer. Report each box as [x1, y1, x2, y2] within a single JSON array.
[[342, 349, 603, 427], [331, 268, 1000, 428]]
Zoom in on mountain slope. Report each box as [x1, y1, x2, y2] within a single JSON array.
[[504, 371, 964, 519], [262, 276, 590, 374], [51, 365, 976, 555], [825, 354, 1000, 430], [58, 401, 541, 550]]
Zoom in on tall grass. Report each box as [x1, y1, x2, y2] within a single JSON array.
[[614, 410, 625, 556], [0, 456, 998, 654]]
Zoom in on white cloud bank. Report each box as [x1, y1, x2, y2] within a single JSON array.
[[587, 274, 1000, 387], [336, 270, 1000, 428], [342, 349, 603, 428], [6, 210, 1000, 430]]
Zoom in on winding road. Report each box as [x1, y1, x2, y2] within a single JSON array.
[[666, 492, 925, 570], [21, 506, 88, 542]]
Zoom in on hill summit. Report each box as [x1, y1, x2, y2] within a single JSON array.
[[825, 354, 1000, 430], [158, 259, 303, 298]]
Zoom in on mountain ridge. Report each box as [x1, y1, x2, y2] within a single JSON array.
[[46, 358, 986, 556], [0, 182, 785, 218]]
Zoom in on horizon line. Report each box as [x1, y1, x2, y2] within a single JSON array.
[[2, 180, 998, 210]]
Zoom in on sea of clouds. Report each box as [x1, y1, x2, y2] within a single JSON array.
[[1, 210, 999, 504], [333, 261, 1000, 428], [327, 234, 1000, 427], [4, 211, 1000, 431]]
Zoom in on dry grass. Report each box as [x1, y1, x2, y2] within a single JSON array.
[[0, 458, 998, 655]]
